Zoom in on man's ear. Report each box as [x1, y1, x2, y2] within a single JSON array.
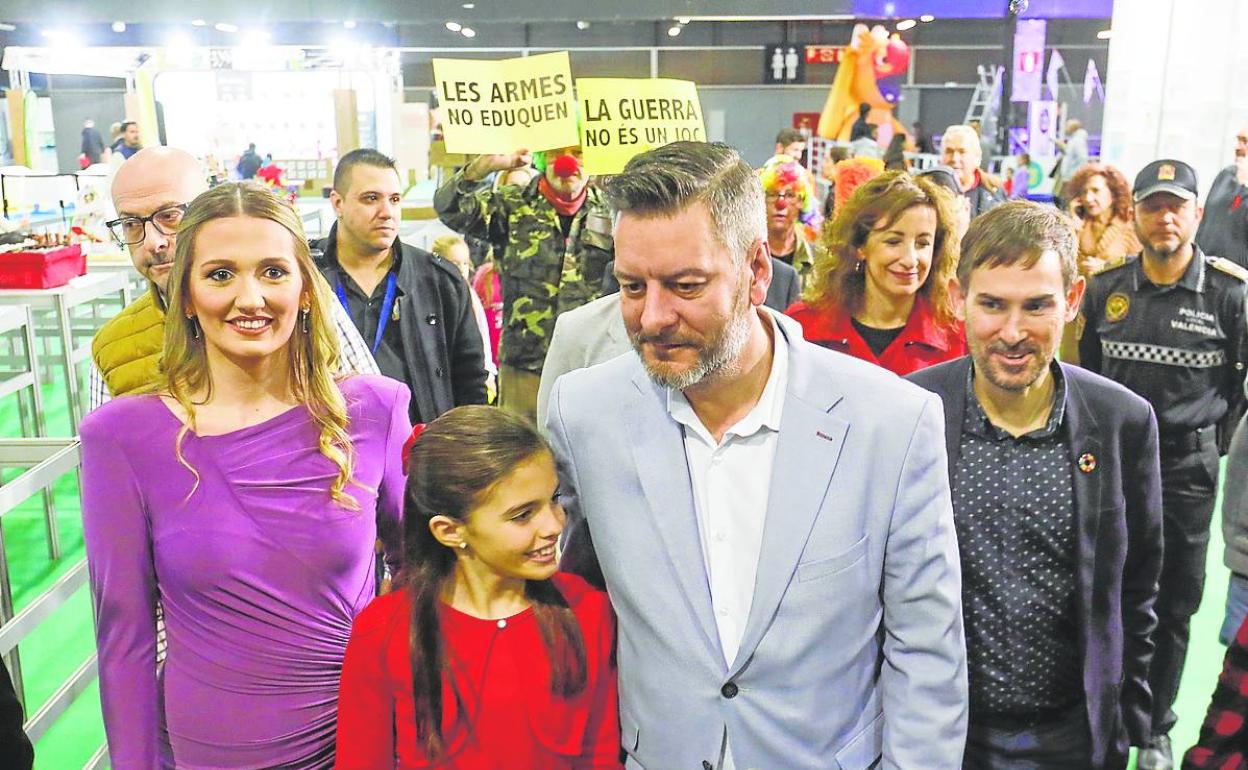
[[948, 276, 968, 322], [1065, 276, 1087, 323], [747, 238, 772, 307]]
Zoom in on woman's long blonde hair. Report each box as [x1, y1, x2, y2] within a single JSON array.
[[161, 181, 358, 507]]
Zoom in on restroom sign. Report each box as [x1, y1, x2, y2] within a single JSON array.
[[764, 45, 804, 84]]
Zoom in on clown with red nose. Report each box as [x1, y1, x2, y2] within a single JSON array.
[[758, 153, 821, 286]]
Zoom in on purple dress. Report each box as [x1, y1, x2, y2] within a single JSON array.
[[80, 375, 411, 769]]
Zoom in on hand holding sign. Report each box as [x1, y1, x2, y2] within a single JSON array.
[[464, 150, 534, 182]]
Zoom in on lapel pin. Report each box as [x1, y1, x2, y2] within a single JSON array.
[[1078, 453, 1097, 473]]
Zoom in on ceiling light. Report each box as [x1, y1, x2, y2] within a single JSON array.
[[0, 23, 15, 32], [445, 21, 462, 31], [343, 19, 356, 29], [41, 29, 81, 48], [112, 21, 126, 33], [920, 14, 935, 22], [191, 19, 207, 26], [676, 17, 690, 24], [667, 24, 682, 37], [896, 19, 917, 30], [462, 2, 475, 7], [215, 22, 239, 33], [1097, 29, 1112, 39], [577, 20, 590, 30], [460, 27, 476, 38], [165, 31, 192, 49]]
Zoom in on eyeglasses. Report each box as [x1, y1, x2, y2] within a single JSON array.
[[766, 191, 801, 203], [105, 203, 188, 246]]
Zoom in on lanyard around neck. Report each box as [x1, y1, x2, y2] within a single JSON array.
[[335, 271, 398, 356]]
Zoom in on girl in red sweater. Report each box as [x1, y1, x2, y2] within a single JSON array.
[[335, 406, 621, 770]]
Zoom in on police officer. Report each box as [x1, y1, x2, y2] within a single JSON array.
[[434, 145, 614, 421], [1080, 159, 1248, 770]]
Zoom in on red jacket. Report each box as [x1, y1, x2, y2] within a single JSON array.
[[786, 296, 966, 376], [335, 573, 621, 770]]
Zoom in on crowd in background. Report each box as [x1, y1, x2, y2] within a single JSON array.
[[7, 107, 1248, 770]]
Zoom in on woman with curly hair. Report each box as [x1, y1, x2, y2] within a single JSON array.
[[80, 182, 410, 768], [1061, 162, 1142, 363], [758, 154, 822, 285], [1065, 162, 1142, 276], [787, 170, 966, 375]]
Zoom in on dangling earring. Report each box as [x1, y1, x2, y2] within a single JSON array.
[[854, 259, 863, 273], [300, 308, 309, 333], [187, 316, 200, 339], [458, 542, 468, 550]]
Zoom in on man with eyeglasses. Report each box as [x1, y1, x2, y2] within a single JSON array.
[[89, 147, 377, 410], [1195, 125, 1248, 268], [759, 153, 819, 289]]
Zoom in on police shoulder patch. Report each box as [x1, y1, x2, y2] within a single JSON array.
[[1207, 256, 1248, 282]]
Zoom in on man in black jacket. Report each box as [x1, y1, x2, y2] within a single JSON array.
[[908, 202, 1163, 770], [314, 149, 487, 423]]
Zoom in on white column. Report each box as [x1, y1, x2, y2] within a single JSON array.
[[1100, 0, 1248, 195]]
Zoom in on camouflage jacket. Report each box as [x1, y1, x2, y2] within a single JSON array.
[[434, 171, 615, 373]]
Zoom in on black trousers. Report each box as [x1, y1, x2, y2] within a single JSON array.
[[963, 705, 1124, 770], [1149, 429, 1221, 734]]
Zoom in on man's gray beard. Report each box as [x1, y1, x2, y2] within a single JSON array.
[[632, 291, 754, 392]]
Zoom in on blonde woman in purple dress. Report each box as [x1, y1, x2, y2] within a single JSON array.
[[80, 182, 411, 769]]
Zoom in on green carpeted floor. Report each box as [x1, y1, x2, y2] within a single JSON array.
[[0, 364, 1240, 769]]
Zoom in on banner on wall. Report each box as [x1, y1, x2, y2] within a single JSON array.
[[1011, 19, 1047, 103], [431, 51, 578, 154], [576, 77, 705, 175]]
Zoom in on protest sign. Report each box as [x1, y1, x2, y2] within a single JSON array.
[[576, 78, 706, 175], [432, 51, 579, 154]]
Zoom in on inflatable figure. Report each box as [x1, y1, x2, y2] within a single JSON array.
[[817, 24, 912, 145]]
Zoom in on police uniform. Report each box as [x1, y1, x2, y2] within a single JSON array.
[[1079, 159, 1248, 753]]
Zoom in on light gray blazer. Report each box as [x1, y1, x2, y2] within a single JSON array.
[[536, 293, 630, 428], [545, 313, 967, 770]]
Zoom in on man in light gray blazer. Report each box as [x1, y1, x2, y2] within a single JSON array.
[[546, 141, 968, 770]]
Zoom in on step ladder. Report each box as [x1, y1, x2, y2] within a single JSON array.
[[963, 64, 1005, 141]]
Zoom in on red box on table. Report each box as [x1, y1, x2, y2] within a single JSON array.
[[0, 245, 86, 289]]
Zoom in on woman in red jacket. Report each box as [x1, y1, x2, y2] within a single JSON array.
[[787, 170, 966, 376], [336, 406, 620, 770]]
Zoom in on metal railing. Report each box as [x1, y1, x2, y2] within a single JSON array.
[[0, 437, 105, 768], [0, 306, 107, 768]]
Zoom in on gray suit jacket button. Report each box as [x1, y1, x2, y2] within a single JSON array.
[[721, 682, 739, 698]]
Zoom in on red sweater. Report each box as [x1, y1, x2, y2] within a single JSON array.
[[335, 573, 621, 770], [786, 296, 966, 376]]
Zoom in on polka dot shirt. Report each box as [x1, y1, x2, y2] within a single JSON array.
[[953, 364, 1083, 721]]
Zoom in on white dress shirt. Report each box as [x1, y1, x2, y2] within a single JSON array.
[[668, 313, 788, 770]]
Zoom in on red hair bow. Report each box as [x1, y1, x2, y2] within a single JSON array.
[[402, 423, 427, 474]]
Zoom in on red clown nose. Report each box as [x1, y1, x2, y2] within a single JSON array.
[[773, 197, 789, 211], [551, 154, 581, 178]]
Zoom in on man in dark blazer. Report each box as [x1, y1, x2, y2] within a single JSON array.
[[908, 201, 1163, 770], [313, 149, 487, 424]]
